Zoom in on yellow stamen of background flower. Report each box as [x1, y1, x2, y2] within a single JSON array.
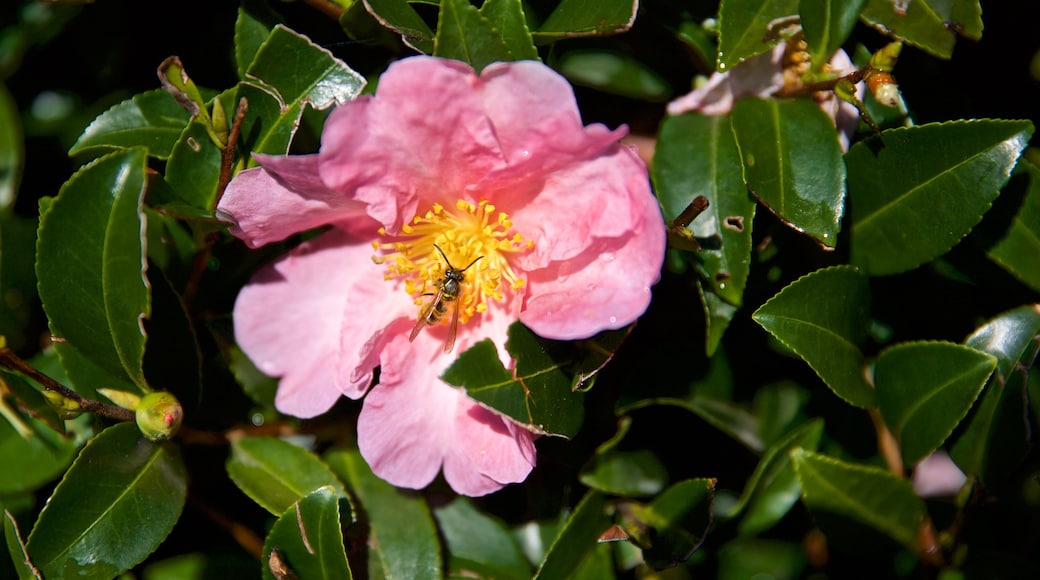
[[372, 199, 533, 325]]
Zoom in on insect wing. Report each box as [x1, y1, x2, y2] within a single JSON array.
[[409, 289, 443, 342], [443, 298, 461, 354]]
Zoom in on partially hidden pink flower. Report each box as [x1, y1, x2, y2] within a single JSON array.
[[219, 56, 666, 496], [667, 42, 863, 150]]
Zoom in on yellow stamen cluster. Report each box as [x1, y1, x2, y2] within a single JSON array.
[[372, 199, 533, 325]]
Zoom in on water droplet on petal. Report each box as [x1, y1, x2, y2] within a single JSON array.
[[601, 253, 615, 262], [521, 149, 531, 158], [609, 315, 617, 324]]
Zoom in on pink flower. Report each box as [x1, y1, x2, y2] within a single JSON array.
[[668, 43, 862, 150], [219, 56, 666, 496]]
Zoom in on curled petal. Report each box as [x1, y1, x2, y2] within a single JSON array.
[[217, 154, 368, 248], [667, 44, 786, 116]]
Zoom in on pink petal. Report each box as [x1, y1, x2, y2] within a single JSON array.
[[667, 43, 786, 116], [912, 450, 967, 498], [217, 154, 369, 248], [520, 152, 665, 339], [357, 333, 536, 496], [318, 57, 507, 233]]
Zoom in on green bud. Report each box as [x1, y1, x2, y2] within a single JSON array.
[[43, 389, 84, 420], [135, 392, 184, 442], [98, 388, 142, 411]]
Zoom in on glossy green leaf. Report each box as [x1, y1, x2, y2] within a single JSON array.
[[442, 322, 584, 438], [26, 423, 186, 579], [533, 490, 609, 579], [232, 84, 300, 159], [433, 497, 531, 580], [4, 510, 40, 580], [988, 161, 1040, 292], [791, 448, 926, 551], [654, 113, 755, 307], [732, 419, 824, 535], [556, 50, 672, 101], [848, 120, 1033, 275], [234, 3, 275, 79], [752, 265, 874, 408], [363, 0, 436, 53], [716, 0, 798, 71], [226, 436, 346, 516], [479, 0, 538, 60], [950, 305, 1040, 484], [627, 478, 716, 569], [579, 417, 669, 497], [875, 341, 996, 466], [859, 0, 981, 59], [434, 0, 514, 73], [0, 83, 22, 212], [325, 449, 441, 580], [532, 0, 638, 42], [799, 0, 867, 71], [261, 486, 351, 580], [36, 148, 150, 391], [163, 121, 223, 210], [68, 90, 190, 160], [732, 98, 846, 247]]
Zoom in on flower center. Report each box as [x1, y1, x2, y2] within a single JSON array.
[[372, 199, 532, 326]]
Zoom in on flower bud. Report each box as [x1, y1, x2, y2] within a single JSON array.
[[867, 71, 901, 108], [43, 389, 84, 420], [135, 392, 183, 441], [98, 388, 142, 411]]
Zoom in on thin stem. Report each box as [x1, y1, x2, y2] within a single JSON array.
[[869, 407, 904, 476]]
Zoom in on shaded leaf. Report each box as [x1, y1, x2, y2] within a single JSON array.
[[69, 90, 190, 160], [533, 490, 609, 579], [716, 0, 798, 71], [799, 0, 867, 71], [261, 486, 351, 580], [626, 478, 716, 569], [26, 423, 186, 579], [718, 538, 807, 580], [848, 120, 1032, 275], [556, 50, 672, 101], [532, 0, 638, 42], [363, 0, 436, 53], [859, 0, 982, 59], [0, 213, 38, 352], [434, 0, 514, 73], [442, 322, 585, 438], [433, 497, 531, 580], [226, 436, 346, 516], [875, 341, 996, 466], [579, 417, 669, 497], [325, 449, 441, 580], [791, 448, 926, 551], [732, 419, 824, 535], [732, 98, 846, 247], [988, 160, 1040, 292], [36, 149, 150, 391], [1, 83, 24, 211], [4, 510, 41, 580], [0, 374, 78, 494], [752, 265, 874, 408]]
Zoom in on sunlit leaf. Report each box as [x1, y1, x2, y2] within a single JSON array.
[[752, 265, 874, 408], [36, 149, 150, 392], [325, 449, 441, 580], [875, 341, 996, 466], [859, 0, 982, 59], [848, 120, 1033, 275], [1, 83, 24, 212], [532, 0, 638, 42], [433, 497, 531, 580], [799, 0, 867, 71], [732, 98, 846, 248], [533, 490, 609, 579], [234, 2, 275, 79], [26, 423, 186, 579], [716, 0, 798, 71], [791, 448, 926, 551], [261, 486, 351, 580], [226, 436, 346, 516], [479, 0, 538, 60], [434, 0, 514, 73], [988, 160, 1040, 292], [68, 90, 190, 160]]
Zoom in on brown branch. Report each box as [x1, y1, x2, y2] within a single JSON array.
[[299, 0, 345, 20]]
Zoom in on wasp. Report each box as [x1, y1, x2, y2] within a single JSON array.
[[409, 244, 483, 354]]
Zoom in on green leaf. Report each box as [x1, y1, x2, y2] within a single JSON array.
[[859, 0, 981, 59], [0, 213, 38, 352], [226, 436, 346, 516], [875, 341, 996, 466], [718, 538, 807, 579], [532, 0, 638, 42], [0, 83, 23, 212], [556, 50, 672, 101], [950, 305, 1040, 485], [480, 0, 538, 60], [988, 161, 1040, 292], [791, 448, 926, 551], [716, 0, 798, 72], [261, 486, 351, 580], [799, 0, 867, 71], [442, 323, 585, 438], [624, 479, 716, 569], [654, 113, 756, 307], [433, 497, 531, 580], [363, 0, 437, 53], [0, 375, 78, 494], [26, 423, 186, 579], [579, 417, 669, 497], [4, 510, 40, 580], [731, 98, 846, 247], [752, 265, 875, 408], [848, 120, 1033, 275], [325, 449, 441, 580], [234, 2, 275, 79], [732, 419, 824, 535], [68, 90, 190, 160], [36, 148, 150, 391], [434, 0, 515, 73], [533, 490, 609, 579]]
